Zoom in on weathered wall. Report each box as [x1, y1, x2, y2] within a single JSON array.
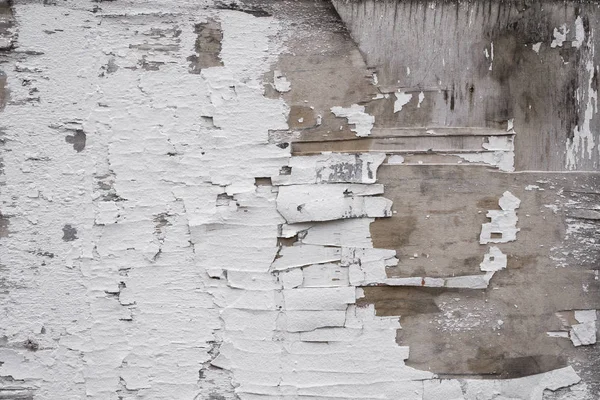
[[0, 0, 598, 399]]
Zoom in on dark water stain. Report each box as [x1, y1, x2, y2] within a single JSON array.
[[62, 224, 78, 242], [357, 286, 443, 316], [371, 215, 417, 249], [466, 350, 566, 379], [187, 19, 223, 74], [65, 130, 86, 152]]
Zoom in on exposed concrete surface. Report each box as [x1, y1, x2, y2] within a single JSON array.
[[0, 0, 597, 399]]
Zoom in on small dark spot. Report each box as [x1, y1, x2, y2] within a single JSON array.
[[23, 338, 39, 351], [65, 130, 86, 152], [296, 204, 304, 212], [37, 250, 55, 258], [279, 166, 292, 175], [62, 224, 78, 242], [277, 142, 289, 149]]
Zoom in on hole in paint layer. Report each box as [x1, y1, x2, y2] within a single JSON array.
[[489, 256, 495, 261], [216, 193, 234, 207], [255, 177, 272, 186], [280, 166, 292, 175], [491, 232, 503, 239]]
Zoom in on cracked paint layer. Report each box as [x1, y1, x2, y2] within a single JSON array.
[[0, 0, 598, 399]]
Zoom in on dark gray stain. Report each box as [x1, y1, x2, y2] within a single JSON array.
[[0, 0, 15, 52], [187, 19, 224, 74], [62, 224, 78, 242], [96, 172, 126, 202], [65, 130, 86, 152], [207, 393, 226, 400], [138, 56, 164, 71], [466, 351, 566, 379], [100, 57, 119, 76], [153, 213, 170, 234], [215, 1, 271, 17], [0, 70, 8, 111], [316, 155, 363, 183], [0, 212, 9, 238]]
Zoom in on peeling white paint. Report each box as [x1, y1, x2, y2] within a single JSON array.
[[394, 91, 412, 113], [479, 246, 507, 272], [480, 191, 521, 244], [273, 153, 385, 185], [276, 184, 392, 223], [571, 310, 597, 346], [573, 16, 585, 48], [566, 37, 598, 169], [330, 104, 374, 137], [273, 70, 291, 93], [386, 154, 405, 165], [551, 24, 569, 48], [0, 1, 594, 399]]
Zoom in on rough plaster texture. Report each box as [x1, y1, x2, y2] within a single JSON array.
[[0, 0, 598, 399]]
